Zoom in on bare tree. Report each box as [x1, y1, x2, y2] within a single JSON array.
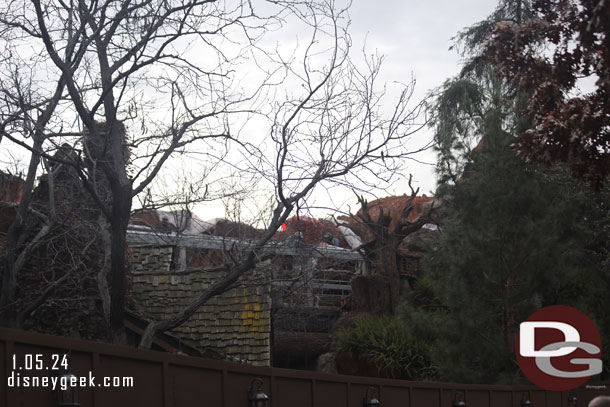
[[0, 0, 428, 347], [138, 2, 427, 347], [0, 0, 283, 342], [341, 177, 438, 314]]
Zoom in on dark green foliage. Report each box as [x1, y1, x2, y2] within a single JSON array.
[[415, 0, 610, 383], [422, 54, 609, 383], [431, 79, 485, 188], [336, 315, 437, 380], [394, 0, 610, 386], [451, 0, 532, 63], [429, 0, 533, 195], [555, 184, 610, 377], [410, 275, 440, 310], [414, 130, 597, 383]]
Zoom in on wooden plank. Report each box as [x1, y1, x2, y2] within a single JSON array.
[[162, 361, 171, 407]]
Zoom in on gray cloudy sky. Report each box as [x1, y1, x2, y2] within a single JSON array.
[[197, 0, 500, 221], [0, 0, 500, 222], [347, 0, 497, 195]]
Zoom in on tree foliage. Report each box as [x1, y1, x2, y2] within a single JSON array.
[[411, 0, 610, 384], [485, 0, 610, 188], [408, 129, 598, 383], [336, 315, 436, 380], [429, 0, 533, 193]]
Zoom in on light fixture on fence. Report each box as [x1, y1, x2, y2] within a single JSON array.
[[520, 392, 532, 407], [248, 378, 269, 407], [363, 386, 381, 407], [452, 391, 466, 407], [56, 372, 80, 406], [568, 392, 578, 407]]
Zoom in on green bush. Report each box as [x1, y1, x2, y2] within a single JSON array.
[[336, 315, 437, 379]]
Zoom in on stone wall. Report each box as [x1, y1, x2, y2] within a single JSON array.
[[130, 245, 271, 366]]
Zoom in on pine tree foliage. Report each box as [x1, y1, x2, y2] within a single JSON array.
[[452, 0, 532, 72], [431, 72, 517, 193], [429, 0, 533, 194], [406, 0, 609, 384], [409, 124, 593, 383]]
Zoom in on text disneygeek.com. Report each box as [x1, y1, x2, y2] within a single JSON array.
[[8, 371, 134, 391], [9, 353, 133, 390]]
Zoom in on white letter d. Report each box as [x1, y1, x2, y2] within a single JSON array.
[[520, 321, 580, 357]]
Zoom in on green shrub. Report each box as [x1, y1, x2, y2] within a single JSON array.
[[336, 315, 437, 379]]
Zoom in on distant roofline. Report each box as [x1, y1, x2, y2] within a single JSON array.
[[126, 230, 363, 261]]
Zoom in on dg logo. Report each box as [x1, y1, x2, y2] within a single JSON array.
[[516, 305, 603, 391]]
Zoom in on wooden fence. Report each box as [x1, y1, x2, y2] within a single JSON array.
[[1, 328, 608, 407]]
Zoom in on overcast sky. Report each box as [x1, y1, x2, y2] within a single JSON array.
[[194, 0, 501, 221], [346, 0, 497, 195], [0, 0, 500, 223]]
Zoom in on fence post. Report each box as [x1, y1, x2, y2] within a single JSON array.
[[222, 368, 229, 407], [270, 373, 276, 407], [346, 381, 351, 407], [438, 386, 442, 407], [162, 361, 171, 407], [91, 351, 101, 407]]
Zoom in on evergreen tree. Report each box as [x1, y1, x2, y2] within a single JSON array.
[[429, 0, 532, 195], [408, 123, 593, 383], [403, 0, 607, 384]]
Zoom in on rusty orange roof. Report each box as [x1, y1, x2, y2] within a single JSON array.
[[0, 171, 24, 203], [356, 195, 434, 233]]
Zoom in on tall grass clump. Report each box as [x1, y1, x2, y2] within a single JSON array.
[[336, 315, 437, 379]]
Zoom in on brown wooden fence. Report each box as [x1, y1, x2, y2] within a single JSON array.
[[1, 327, 608, 407]]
